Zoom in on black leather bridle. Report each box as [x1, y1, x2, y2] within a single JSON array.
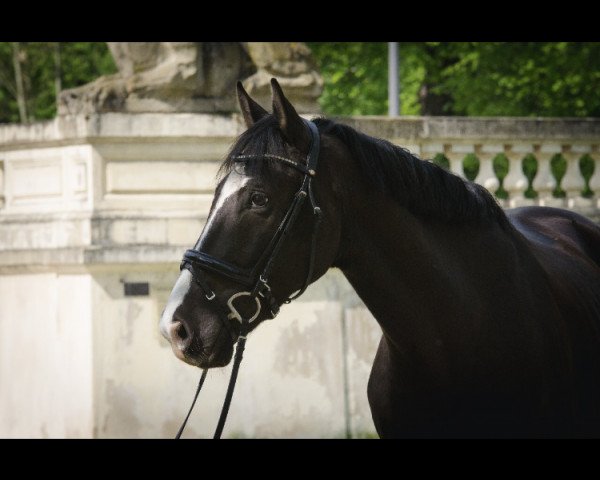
[[175, 120, 323, 439]]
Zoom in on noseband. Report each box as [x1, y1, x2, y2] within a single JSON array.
[[175, 120, 322, 438]]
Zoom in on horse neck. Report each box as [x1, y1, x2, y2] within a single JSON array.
[[333, 170, 520, 355]]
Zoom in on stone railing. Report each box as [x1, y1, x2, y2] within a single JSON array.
[[339, 116, 600, 221]]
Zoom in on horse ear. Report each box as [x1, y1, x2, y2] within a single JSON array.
[[271, 78, 310, 151], [237, 81, 268, 128]]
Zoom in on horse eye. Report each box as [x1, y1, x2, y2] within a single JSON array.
[[251, 192, 268, 207]]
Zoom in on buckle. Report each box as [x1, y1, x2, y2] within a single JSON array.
[[226, 291, 262, 324], [257, 276, 271, 298]]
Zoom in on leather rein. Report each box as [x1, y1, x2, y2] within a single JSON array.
[[175, 120, 322, 439]]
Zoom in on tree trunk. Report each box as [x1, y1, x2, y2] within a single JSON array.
[[418, 44, 456, 116], [11, 42, 28, 124], [419, 83, 453, 116], [54, 42, 62, 108]]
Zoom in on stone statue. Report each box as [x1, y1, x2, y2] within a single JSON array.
[[241, 43, 323, 113], [58, 42, 322, 115]]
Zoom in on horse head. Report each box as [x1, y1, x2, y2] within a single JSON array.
[[159, 79, 342, 368]]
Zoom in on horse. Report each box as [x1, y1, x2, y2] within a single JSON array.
[[160, 78, 600, 438]]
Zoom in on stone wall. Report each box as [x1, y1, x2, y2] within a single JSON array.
[[0, 113, 598, 438]]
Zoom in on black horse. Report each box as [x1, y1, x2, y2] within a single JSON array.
[[160, 79, 600, 438]]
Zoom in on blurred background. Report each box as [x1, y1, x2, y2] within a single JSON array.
[[2, 42, 600, 121], [0, 42, 598, 438]]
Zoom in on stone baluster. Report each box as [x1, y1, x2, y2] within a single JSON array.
[[447, 143, 474, 179], [404, 143, 421, 159], [534, 143, 563, 207], [421, 143, 446, 167], [476, 144, 502, 203], [563, 144, 589, 209], [504, 144, 534, 208]]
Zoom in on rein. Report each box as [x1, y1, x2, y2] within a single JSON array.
[[174, 120, 322, 439]]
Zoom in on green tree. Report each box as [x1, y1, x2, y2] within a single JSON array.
[[0, 42, 116, 123], [309, 42, 600, 117], [2, 42, 599, 123], [308, 42, 387, 115], [437, 42, 600, 117], [308, 42, 424, 115]]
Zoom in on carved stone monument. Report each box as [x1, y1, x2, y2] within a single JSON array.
[[241, 42, 323, 113], [58, 42, 322, 115]]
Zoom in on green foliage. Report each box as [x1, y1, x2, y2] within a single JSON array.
[[432, 153, 450, 170], [550, 153, 567, 198], [438, 43, 600, 117], [309, 42, 600, 117], [308, 43, 387, 115], [308, 42, 423, 115], [462, 153, 480, 182], [61, 43, 117, 91], [492, 153, 509, 199], [522, 154, 539, 198], [3, 42, 600, 123], [0, 43, 14, 122], [0, 42, 116, 123], [579, 154, 595, 198]]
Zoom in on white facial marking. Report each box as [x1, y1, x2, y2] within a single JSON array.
[[197, 171, 249, 249], [160, 171, 249, 340], [159, 269, 193, 339]]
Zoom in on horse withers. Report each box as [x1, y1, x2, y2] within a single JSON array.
[[160, 78, 600, 438]]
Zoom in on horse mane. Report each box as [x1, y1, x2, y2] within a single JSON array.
[[221, 115, 510, 229], [315, 117, 510, 228]]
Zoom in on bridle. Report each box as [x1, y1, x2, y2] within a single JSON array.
[[182, 119, 322, 343], [174, 120, 323, 439]]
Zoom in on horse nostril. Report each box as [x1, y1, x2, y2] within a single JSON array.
[[177, 323, 188, 340], [170, 320, 193, 350], [169, 319, 204, 360]]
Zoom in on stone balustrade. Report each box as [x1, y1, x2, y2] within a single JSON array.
[[429, 143, 597, 212], [338, 116, 599, 221]]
